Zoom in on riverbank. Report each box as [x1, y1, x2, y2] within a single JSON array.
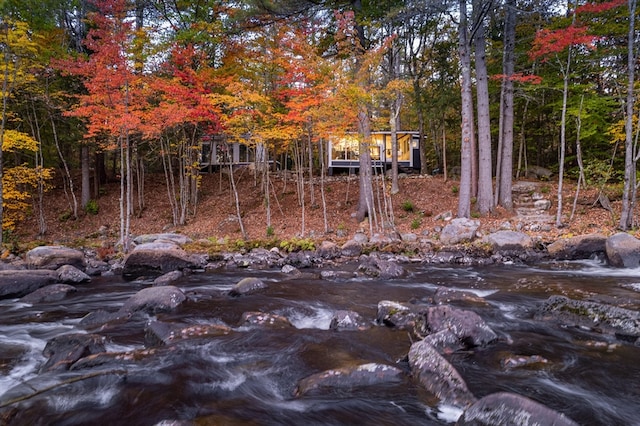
[[13, 172, 622, 253]]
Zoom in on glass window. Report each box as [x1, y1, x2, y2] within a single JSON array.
[[332, 136, 360, 160]]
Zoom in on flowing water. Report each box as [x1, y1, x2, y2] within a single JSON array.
[[1, 259, 640, 425]]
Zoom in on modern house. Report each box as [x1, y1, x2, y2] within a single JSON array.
[[199, 135, 268, 171], [327, 131, 422, 175]]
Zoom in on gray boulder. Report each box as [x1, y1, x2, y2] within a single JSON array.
[[341, 239, 363, 257], [25, 246, 86, 271], [524, 165, 553, 180], [357, 255, 405, 279], [294, 363, 405, 397], [535, 295, 640, 342], [484, 231, 533, 253], [0, 270, 58, 299], [547, 233, 607, 260], [408, 339, 477, 407], [316, 240, 341, 259], [458, 392, 578, 425], [606, 232, 640, 267], [432, 287, 488, 306], [57, 265, 91, 283], [19, 284, 77, 304], [376, 300, 418, 329], [329, 310, 370, 330], [133, 233, 192, 246], [122, 242, 200, 279], [119, 285, 187, 315], [229, 277, 268, 297], [153, 270, 183, 286], [440, 218, 480, 245], [41, 333, 106, 372], [416, 305, 498, 347], [145, 320, 231, 346]]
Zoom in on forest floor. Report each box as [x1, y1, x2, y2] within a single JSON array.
[[14, 168, 624, 252]]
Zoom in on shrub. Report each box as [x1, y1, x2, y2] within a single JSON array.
[[411, 218, 421, 230], [266, 225, 274, 237], [85, 199, 99, 215], [401, 200, 415, 212]]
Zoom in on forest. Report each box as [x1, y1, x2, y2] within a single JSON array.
[[0, 0, 637, 251]]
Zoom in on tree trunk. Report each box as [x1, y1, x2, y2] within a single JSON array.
[[457, 0, 473, 218], [473, 0, 493, 215], [81, 145, 91, 209], [619, 0, 637, 230], [355, 106, 375, 223], [498, 0, 516, 211]]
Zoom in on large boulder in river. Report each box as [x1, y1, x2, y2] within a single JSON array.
[[440, 218, 480, 246], [19, 284, 77, 304], [535, 295, 640, 342], [294, 363, 406, 397], [457, 392, 579, 426], [416, 305, 498, 347], [57, 265, 91, 284], [483, 230, 533, 253], [228, 277, 267, 296], [122, 242, 201, 279], [0, 269, 58, 299], [41, 333, 106, 372], [119, 285, 187, 315], [357, 255, 405, 278], [605, 232, 640, 267], [547, 233, 607, 260], [376, 300, 418, 329], [408, 339, 477, 407], [25, 246, 86, 271]]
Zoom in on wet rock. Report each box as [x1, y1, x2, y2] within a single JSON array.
[[119, 286, 187, 315], [0, 270, 58, 299], [25, 246, 86, 271], [285, 250, 315, 268], [153, 270, 183, 286], [19, 284, 77, 304], [80, 309, 127, 329], [145, 321, 231, 346], [41, 333, 106, 372], [294, 363, 405, 397], [240, 311, 293, 328], [320, 269, 354, 280], [408, 339, 477, 407], [357, 255, 405, 279], [329, 310, 370, 331], [57, 265, 91, 283], [606, 232, 640, 268], [457, 392, 578, 425], [281, 264, 300, 275], [500, 354, 549, 369], [228, 277, 268, 297], [416, 305, 498, 347], [422, 329, 463, 354], [432, 287, 488, 306], [122, 243, 201, 279], [547, 233, 607, 260], [483, 231, 533, 253], [439, 218, 480, 246], [535, 295, 640, 342], [376, 300, 418, 329]]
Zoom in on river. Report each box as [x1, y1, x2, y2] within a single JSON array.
[[1, 259, 639, 425]]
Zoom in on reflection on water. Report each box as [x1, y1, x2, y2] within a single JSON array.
[[1, 260, 639, 425]]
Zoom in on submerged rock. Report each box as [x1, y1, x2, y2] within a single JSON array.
[[240, 311, 292, 328], [294, 363, 405, 397], [145, 320, 231, 346], [329, 310, 370, 331], [457, 392, 579, 425]]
